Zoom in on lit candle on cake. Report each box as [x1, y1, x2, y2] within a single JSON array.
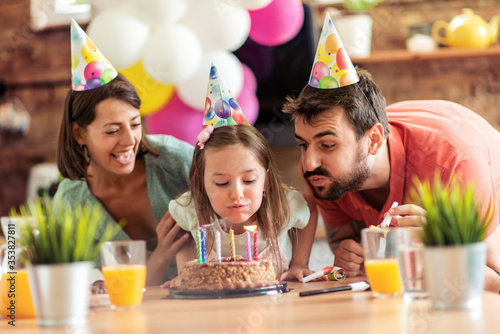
[[196, 230, 202, 263], [215, 231, 221, 262], [200, 229, 206, 263], [229, 227, 236, 261], [244, 227, 252, 262], [244, 225, 258, 260]]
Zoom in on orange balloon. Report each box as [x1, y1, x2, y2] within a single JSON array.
[[325, 33, 341, 55]]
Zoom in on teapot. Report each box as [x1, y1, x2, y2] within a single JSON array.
[[431, 8, 500, 48]]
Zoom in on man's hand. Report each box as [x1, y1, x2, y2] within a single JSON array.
[[333, 239, 365, 277], [386, 204, 427, 227]]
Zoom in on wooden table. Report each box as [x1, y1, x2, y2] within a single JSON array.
[[3, 277, 500, 333]]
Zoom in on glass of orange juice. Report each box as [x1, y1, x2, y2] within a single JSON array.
[[100, 240, 146, 311], [0, 217, 36, 320], [362, 228, 403, 298]]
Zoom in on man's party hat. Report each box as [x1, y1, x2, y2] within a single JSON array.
[[70, 19, 118, 91], [308, 12, 359, 89], [202, 64, 248, 128]]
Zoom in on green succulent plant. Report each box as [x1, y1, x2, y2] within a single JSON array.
[[410, 174, 492, 246], [11, 198, 123, 264], [343, 0, 383, 12]]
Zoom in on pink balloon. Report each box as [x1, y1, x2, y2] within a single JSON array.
[[248, 0, 304, 46], [241, 64, 257, 93], [146, 93, 203, 145]]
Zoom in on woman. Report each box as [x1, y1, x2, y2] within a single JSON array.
[[54, 73, 193, 285]]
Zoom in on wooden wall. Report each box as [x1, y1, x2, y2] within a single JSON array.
[[1, 0, 500, 215]]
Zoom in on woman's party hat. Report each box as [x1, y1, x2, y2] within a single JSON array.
[[202, 64, 248, 128], [309, 13, 359, 89], [70, 19, 118, 91]]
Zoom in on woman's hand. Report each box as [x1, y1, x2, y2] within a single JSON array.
[[154, 211, 190, 262]]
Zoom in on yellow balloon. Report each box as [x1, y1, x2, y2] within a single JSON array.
[[316, 41, 334, 66], [119, 61, 175, 116]]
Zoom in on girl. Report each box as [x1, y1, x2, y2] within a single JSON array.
[[165, 124, 319, 284]]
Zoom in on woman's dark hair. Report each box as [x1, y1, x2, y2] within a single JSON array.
[[57, 73, 158, 180], [282, 68, 389, 140]]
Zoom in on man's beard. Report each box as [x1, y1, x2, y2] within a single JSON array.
[[304, 149, 370, 201]]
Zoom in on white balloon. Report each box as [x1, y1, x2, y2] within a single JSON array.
[[182, 0, 250, 52], [177, 51, 244, 110], [129, 0, 187, 26], [87, 9, 150, 70], [142, 23, 202, 84], [241, 0, 273, 10]]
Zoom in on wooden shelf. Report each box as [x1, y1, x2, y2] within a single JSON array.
[[352, 45, 500, 64]]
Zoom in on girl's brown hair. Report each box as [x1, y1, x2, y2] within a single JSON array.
[[57, 73, 158, 180], [189, 124, 289, 272]]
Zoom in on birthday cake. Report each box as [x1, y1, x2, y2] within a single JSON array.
[[177, 256, 279, 290]]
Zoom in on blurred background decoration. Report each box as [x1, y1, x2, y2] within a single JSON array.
[[83, 0, 305, 145]]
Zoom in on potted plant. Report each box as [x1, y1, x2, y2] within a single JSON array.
[[326, 0, 383, 58], [14, 198, 121, 326], [410, 174, 492, 309]]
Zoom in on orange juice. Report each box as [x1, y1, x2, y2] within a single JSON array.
[[102, 265, 146, 307], [365, 258, 403, 295], [0, 270, 36, 319]]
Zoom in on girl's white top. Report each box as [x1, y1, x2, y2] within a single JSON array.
[[169, 189, 310, 274]]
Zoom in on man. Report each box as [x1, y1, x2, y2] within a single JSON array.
[[282, 68, 500, 292]]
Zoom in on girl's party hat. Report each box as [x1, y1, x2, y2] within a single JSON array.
[[309, 12, 359, 89], [70, 19, 118, 91], [202, 64, 248, 128]]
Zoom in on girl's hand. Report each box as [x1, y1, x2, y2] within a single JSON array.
[[160, 275, 183, 289], [154, 211, 190, 263], [279, 264, 325, 282]]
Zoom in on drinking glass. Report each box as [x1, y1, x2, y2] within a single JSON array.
[[0, 217, 36, 319], [100, 240, 146, 311], [362, 228, 403, 298], [393, 227, 428, 301]]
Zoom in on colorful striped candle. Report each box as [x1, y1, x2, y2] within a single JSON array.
[[215, 231, 221, 262], [253, 228, 258, 259], [200, 229, 206, 263], [245, 229, 252, 262], [196, 230, 202, 263], [229, 227, 235, 261]]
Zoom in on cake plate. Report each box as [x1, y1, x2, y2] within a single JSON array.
[[167, 282, 289, 300]]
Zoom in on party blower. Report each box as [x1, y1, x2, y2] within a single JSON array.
[[299, 281, 370, 297], [302, 266, 346, 283]]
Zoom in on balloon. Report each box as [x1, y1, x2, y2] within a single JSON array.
[[87, 9, 150, 70], [236, 86, 259, 125], [128, 0, 187, 26], [146, 93, 204, 145], [176, 51, 243, 110], [241, 64, 257, 93], [310, 61, 330, 81], [120, 61, 175, 116], [142, 23, 202, 84], [248, 0, 304, 46], [241, 0, 273, 10], [84, 61, 106, 81], [182, 0, 250, 52]]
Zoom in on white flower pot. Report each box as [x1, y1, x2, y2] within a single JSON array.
[[423, 242, 486, 309], [27, 261, 93, 326]]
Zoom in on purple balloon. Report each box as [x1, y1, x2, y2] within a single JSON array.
[[214, 99, 231, 119], [309, 76, 319, 88], [85, 77, 102, 90], [228, 98, 240, 110]]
